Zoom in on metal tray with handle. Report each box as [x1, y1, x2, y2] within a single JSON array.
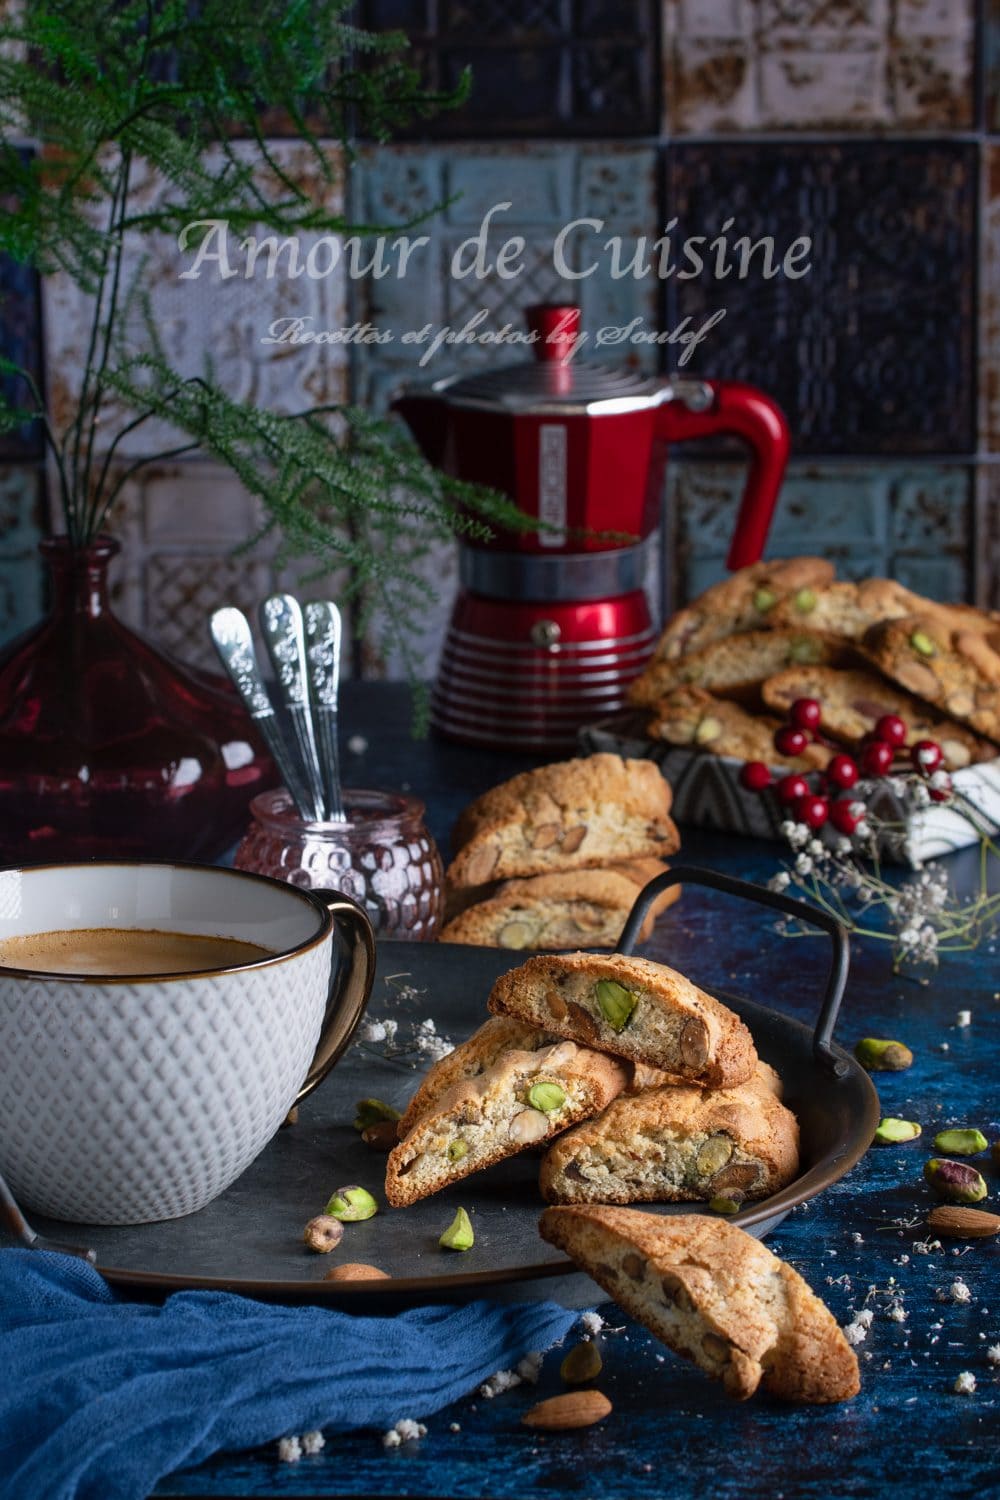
[[1, 867, 879, 1304]]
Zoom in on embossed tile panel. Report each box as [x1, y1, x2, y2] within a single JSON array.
[[974, 467, 1000, 612], [0, 254, 43, 460], [666, 460, 972, 611], [663, 0, 974, 133], [106, 462, 354, 674], [42, 142, 347, 462], [351, 143, 659, 410], [0, 465, 45, 649], [666, 142, 975, 456], [359, 1, 659, 137]]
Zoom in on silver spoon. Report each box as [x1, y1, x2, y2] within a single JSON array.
[[209, 606, 315, 821], [258, 595, 326, 822], [303, 600, 345, 823]]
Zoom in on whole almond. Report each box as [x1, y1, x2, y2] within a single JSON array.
[[323, 1262, 391, 1281], [522, 1390, 612, 1430], [927, 1205, 1000, 1239]]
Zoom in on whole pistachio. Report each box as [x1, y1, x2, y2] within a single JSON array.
[[794, 587, 817, 613], [325, 1185, 379, 1221], [924, 1158, 988, 1204], [303, 1214, 345, 1253], [910, 629, 937, 658], [354, 1098, 401, 1132], [439, 1206, 475, 1251], [595, 979, 638, 1032], [528, 1081, 567, 1113], [447, 1139, 468, 1162], [560, 1340, 603, 1384], [873, 1118, 922, 1145], [753, 586, 777, 613], [933, 1128, 988, 1156], [854, 1037, 913, 1072]]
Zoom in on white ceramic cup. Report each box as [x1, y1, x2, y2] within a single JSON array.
[[0, 862, 375, 1225]]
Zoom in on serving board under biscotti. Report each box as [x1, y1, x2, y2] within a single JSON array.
[[7, 941, 878, 1305], [580, 713, 1000, 866]]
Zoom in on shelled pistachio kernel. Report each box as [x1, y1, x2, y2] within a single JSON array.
[[694, 716, 722, 745], [447, 1139, 468, 1163], [910, 629, 937, 658], [325, 1185, 379, 1221], [354, 1098, 401, 1132], [708, 1193, 745, 1215], [439, 1206, 474, 1251], [854, 1037, 913, 1072], [794, 587, 817, 613], [923, 1158, 988, 1204], [595, 979, 638, 1032], [528, 1081, 567, 1113], [560, 1340, 603, 1385], [753, 586, 777, 613], [933, 1128, 988, 1156], [874, 1118, 922, 1145]]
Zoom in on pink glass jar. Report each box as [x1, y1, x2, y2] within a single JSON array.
[[234, 787, 445, 941]]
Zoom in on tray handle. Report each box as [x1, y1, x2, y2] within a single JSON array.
[[616, 864, 850, 1077]]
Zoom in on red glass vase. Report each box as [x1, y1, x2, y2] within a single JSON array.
[[0, 536, 276, 863]]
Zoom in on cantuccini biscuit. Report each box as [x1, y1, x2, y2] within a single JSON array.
[[770, 578, 999, 643], [539, 1076, 799, 1206], [538, 1206, 860, 1403], [653, 557, 836, 662], [861, 616, 1000, 742], [384, 1041, 627, 1207], [628, 630, 841, 709], [447, 755, 679, 889], [646, 686, 831, 769], [396, 1015, 560, 1138], [439, 860, 678, 952], [761, 665, 996, 768], [488, 951, 757, 1090]]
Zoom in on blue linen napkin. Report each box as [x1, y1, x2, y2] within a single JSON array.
[[0, 1249, 580, 1500]]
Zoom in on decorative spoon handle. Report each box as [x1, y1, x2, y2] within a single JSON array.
[[259, 594, 326, 822], [209, 606, 314, 821], [303, 600, 345, 823]]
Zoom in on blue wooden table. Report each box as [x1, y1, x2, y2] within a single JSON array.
[[155, 686, 999, 1500]]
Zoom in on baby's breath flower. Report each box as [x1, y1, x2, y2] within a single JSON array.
[[794, 853, 813, 876], [768, 872, 791, 893]]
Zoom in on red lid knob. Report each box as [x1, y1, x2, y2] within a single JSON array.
[[526, 304, 580, 364]]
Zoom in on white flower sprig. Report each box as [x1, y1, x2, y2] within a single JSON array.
[[769, 775, 1000, 970]]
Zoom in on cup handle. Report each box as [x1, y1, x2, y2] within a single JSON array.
[[295, 889, 377, 1103]]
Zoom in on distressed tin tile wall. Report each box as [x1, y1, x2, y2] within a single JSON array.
[[3, 5, 998, 668]]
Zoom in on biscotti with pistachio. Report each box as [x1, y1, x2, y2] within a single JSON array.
[[447, 754, 679, 889], [396, 1015, 561, 1138], [770, 577, 998, 643], [487, 951, 757, 1089], [653, 557, 836, 661], [627, 630, 842, 708], [538, 1206, 860, 1403], [538, 1076, 799, 1206], [439, 859, 678, 951], [861, 615, 1000, 741], [646, 686, 832, 769], [384, 1040, 627, 1207], [761, 665, 996, 768]]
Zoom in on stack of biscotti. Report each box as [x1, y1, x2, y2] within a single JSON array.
[[626, 561, 1000, 773], [385, 949, 799, 1215], [439, 754, 681, 951]]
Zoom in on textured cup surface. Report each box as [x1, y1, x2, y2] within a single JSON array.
[[0, 864, 333, 1224]]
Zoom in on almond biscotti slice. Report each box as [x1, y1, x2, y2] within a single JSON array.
[[447, 755, 679, 889], [761, 665, 996, 769], [862, 616, 1000, 742], [627, 630, 841, 709], [384, 1041, 627, 1207], [538, 1206, 860, 1403], [538, 1078, 799, 1206], [653, 557, 836, 662], [487, 952, 757, 1089], [646, 686, 831, 769], [627, 1057, 783, 1098], [396, 1016, 560, 1138], [439, 860, 679, 952], [771, 577, 998, 643]]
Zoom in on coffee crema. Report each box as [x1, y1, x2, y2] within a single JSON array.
[[0, 927, 275, 977]]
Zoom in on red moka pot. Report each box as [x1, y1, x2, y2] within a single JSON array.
[[394, 304, 790, 751]]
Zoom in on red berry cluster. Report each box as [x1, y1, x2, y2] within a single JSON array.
[[738, 700, 950, 832]]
